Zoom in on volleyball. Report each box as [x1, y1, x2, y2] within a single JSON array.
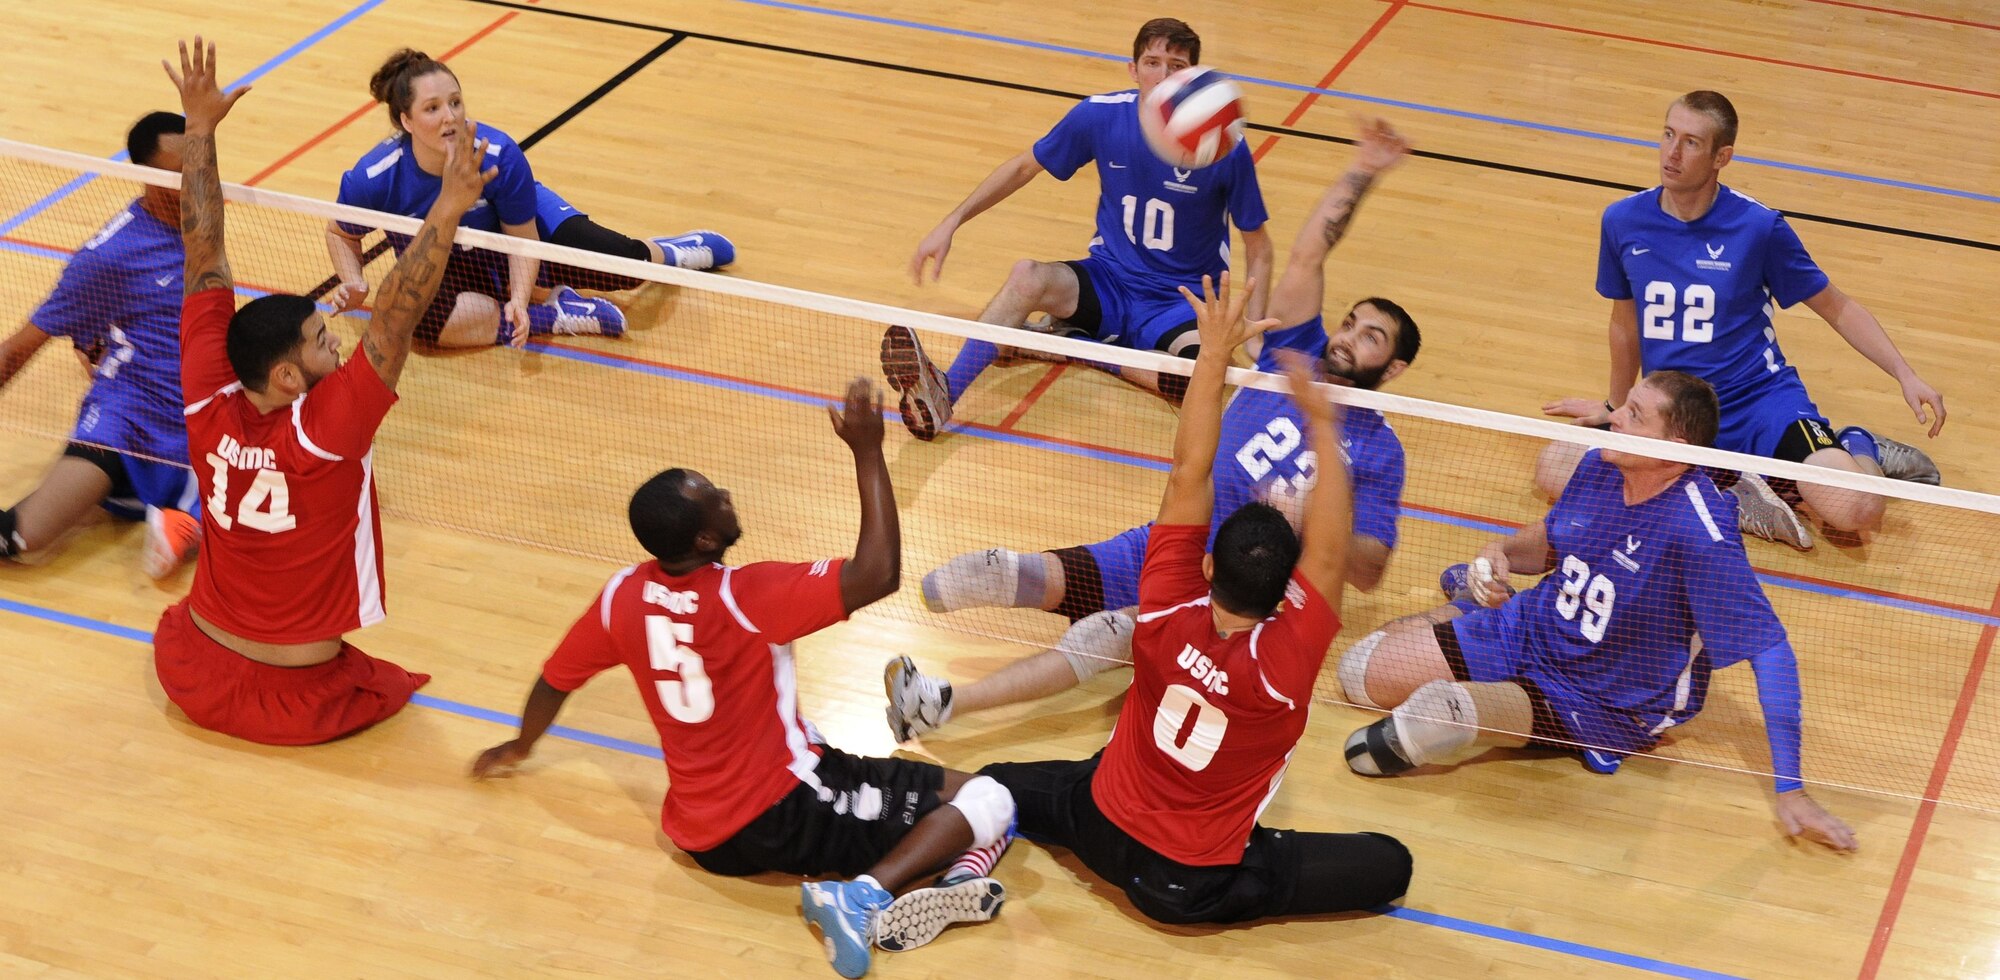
[[1138, 66, 1247, 169]]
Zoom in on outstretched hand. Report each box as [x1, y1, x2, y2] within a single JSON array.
[[471, 739, 531, 779], [1543, 395, 1612, 428], [829, 377, 885, 452], [1353, 115, 1412, 175], [1776, 789, 1858, 852], [162, 37, 250, 133], [1277, 348, 1339, 427], [436, 125, 498, 216], [1178, 273, 1280, 357]]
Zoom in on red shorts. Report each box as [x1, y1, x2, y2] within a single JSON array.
[[153, 599, 430, 745]]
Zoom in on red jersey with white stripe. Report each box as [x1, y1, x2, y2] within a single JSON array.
[[540, 557, 849, 851], [1092, 523, 1340, 866], [179, 288, 397, 643]]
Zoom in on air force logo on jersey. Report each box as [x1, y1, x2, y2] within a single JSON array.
[[1697, 242, 1732, 271], [1165, 167, 1199, 194], [1613, 534, 1644, 572]]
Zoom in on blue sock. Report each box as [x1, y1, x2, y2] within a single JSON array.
[[1837, 426, 1880, 464], [525, 301, 558, 336], [945, 341, 998, 402]]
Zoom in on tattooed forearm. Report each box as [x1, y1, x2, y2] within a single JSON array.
[[177, 133, 233, 296], [1319, 170, 1377, 249], [359, 220, 453, 391]]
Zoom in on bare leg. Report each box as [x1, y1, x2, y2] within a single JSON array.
[[863, 771, 979, 892], [1349, 605, 1466, 708], [1797, 447, 1886, 532], [434, 292, 505, 348], [953, 649, 1094, 714], [10, 456, 114, 553]]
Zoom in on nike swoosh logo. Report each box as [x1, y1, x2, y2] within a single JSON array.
[[557, 206, 573, 212], [155, 276, 173, 287], [1630, 247, 1650, 255], [561, 301, 594, 315], [1108, 162, 1127, 169]]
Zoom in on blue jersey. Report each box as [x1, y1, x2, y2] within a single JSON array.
[[1517, 451, 1787, 721], [337, 122, 578, 244], [30, 200, 188, 460], [1596, 185, 1830, 409], [1034, 91, 1268, 290]]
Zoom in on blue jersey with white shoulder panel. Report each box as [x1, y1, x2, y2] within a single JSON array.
[[337, 122, 578, 243], [1034, 91, 1268, 290]]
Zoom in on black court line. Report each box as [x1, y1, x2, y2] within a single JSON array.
[[459, 0, 2000, 254]]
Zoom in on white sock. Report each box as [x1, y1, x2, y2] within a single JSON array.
[[921, 548, 1044, 613]]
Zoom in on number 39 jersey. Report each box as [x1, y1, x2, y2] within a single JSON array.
[[1595, 185, 1829, 408], [179, 288, 398, 644], [539, 557, 850, 852], [1093, 523, 1339, 867], [1518, 452, 1787, 718]]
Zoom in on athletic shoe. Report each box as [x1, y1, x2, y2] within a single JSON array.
[[801, 879, 891, 979], [1857, 429, 1942, 485], [1730, 472, 1813, 551], [880, 326, 953, 441], [1438, 562, 1514, 606], [546, 285, 626, 337], [874, 876, 1005, 952], [142, 505, 201, 580], [1344, 718, 1417, 777], [883, 655, 952, 742], [652, 230, 735, 270]]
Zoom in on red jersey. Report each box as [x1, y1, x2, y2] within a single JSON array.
[[179, 288, 398, 643], [1092, 523, 1340, 866], [540, 557, 850, 851]]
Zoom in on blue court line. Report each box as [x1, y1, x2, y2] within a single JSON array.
[[0, 594, 1728, 977], [0, 0, 388, 237], [725, 0, 1999, 205]]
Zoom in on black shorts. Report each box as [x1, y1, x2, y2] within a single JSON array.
[[979, 757, 1411, 924], [684, 747, 947, 878], [62, 441, 134, 497]]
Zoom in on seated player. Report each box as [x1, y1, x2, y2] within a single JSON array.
[[0, 111, 201, 577], [326, 49, 733, 349], [152, 38, 461, 745], [472, 381, 1016, 979], [886, 18, 1272, 438], [885, 119, 1415, 741], [1539, 90, 1945, 551], [979, 275, 1412, 926], [1339, 370, 1857, 852]]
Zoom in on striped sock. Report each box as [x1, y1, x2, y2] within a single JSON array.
[[940, 836, 1011, 885]]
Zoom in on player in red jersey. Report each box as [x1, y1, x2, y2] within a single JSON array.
[[978, 274, 1411, 924], [472, 380, 1016, 979], [151, 38, 485, 745]]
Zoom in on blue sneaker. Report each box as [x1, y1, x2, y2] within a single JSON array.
[[542, 285, 626, 338], [652, 230, 734, 270], [801, 879, 891, 978]]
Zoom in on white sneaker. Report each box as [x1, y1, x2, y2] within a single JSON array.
[[883, 655, 952, 742], [880, 326, 953, 441], [1730, 472, 1813, 550]]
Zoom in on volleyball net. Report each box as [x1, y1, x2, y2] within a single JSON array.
[[1, 138, 1996, 811]]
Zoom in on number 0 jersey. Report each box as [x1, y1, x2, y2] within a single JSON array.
[[180, 288, 398, 643], [540, 557, 851, 852], [1093, 523, 1339, 867]]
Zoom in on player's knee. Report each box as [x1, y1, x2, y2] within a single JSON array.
[[1336, 631, 1387, 709], [1155, 371, 1189, 405], [944, 774, 1015, 848], [1061, 609, 1135, 683]]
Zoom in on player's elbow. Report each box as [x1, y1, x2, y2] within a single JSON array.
[[844, 552, 901, 609]]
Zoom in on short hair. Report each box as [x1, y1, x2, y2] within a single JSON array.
[[629, 468, 705, 561], [1644, 370, 1719, 448], [1209, 502, 1301, 618], [1132, 18, 1200, 64], [369, 48, 457, 134], [127, 111, 185, 168], [1673, 90, 1738, 150], [1355, 297, 1421, 367], [226, 295, 316, 391]]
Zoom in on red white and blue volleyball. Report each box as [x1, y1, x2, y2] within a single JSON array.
[[1139, 66, 1247, 169]]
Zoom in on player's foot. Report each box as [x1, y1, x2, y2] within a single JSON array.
[[874, 876, 1004, 953], [1852, 428, 1942, 485], [1730, 472, 1813, 551], [880, 326, 953, 441], [883, 655, 953, 742], [801, 879, 890, 978], [1438, 563, 1514, 605], [1344, 717, 1418, 777], [542, 285, 626, 337], [652, 230, 735, 270], [141, 505, 200, 580], [993, 313, 1078, 367]]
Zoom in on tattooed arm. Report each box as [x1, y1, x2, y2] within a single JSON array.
[[358, 124, 496, 391], [1265, 118, 1410, 329], [163, 38, 250, 296]]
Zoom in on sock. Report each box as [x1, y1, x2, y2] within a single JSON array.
[[1392, 681, 1482, 766], [0, 507, 20, 558], [921, 548, 1044, 612], [1837, 426, 1881, 465], [854, 874, 887, 897], [941, 836, 1012, 884], [944, 341, 998, 402], [525, 301, 559, 337]]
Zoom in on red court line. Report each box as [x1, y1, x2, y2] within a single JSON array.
[[1251, 0, 1408, 162], [243, 8, 527, 186], [1799, 0, 2000, 31], [1396, 1, 2000, 100], [997, 363, 1067, 429], [1858, 578, 2000, 978]]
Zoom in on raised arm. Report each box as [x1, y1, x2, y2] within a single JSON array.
[[163, 38, 250, 296], [1160, 274, 1278, 526], [0, 324, 54, 390], [1238, 225, 1274, 324], [1276, 350, 1350, 609], [828, 378, 899, 613], [1266, 117, 1410, 328], [910, 150, 1045, 283], [360, 124, 494, 391], [1802, 283, 1945, 437]]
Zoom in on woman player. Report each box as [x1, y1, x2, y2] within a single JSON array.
[[325, 48, 735, 348]]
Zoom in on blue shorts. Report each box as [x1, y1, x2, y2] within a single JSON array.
[[1077, 523, 1152, 615], [69, 390, 198, 521], [1067, 257, 1201, 353], [531, 183, 588, 239], [1442, 603, 1665, 773], [1716, 371, 1831, 460]]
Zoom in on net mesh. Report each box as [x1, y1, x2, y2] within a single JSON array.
[[2, 139, 1996, 812]]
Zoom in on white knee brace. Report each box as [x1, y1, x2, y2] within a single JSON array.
[[946, 775, 1016, 848], [1060, 609, 1136, 682], [1337, 631, 1386, 709]]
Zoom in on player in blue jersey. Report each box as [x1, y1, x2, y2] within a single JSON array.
[[0, 112, 202, 578], [1541, 91, 1945, 551], [325, 49, 733, 349], [883, 120, 1415, 740], [1340, 370, 1857, 851], [886, 18, 1273, 439]]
